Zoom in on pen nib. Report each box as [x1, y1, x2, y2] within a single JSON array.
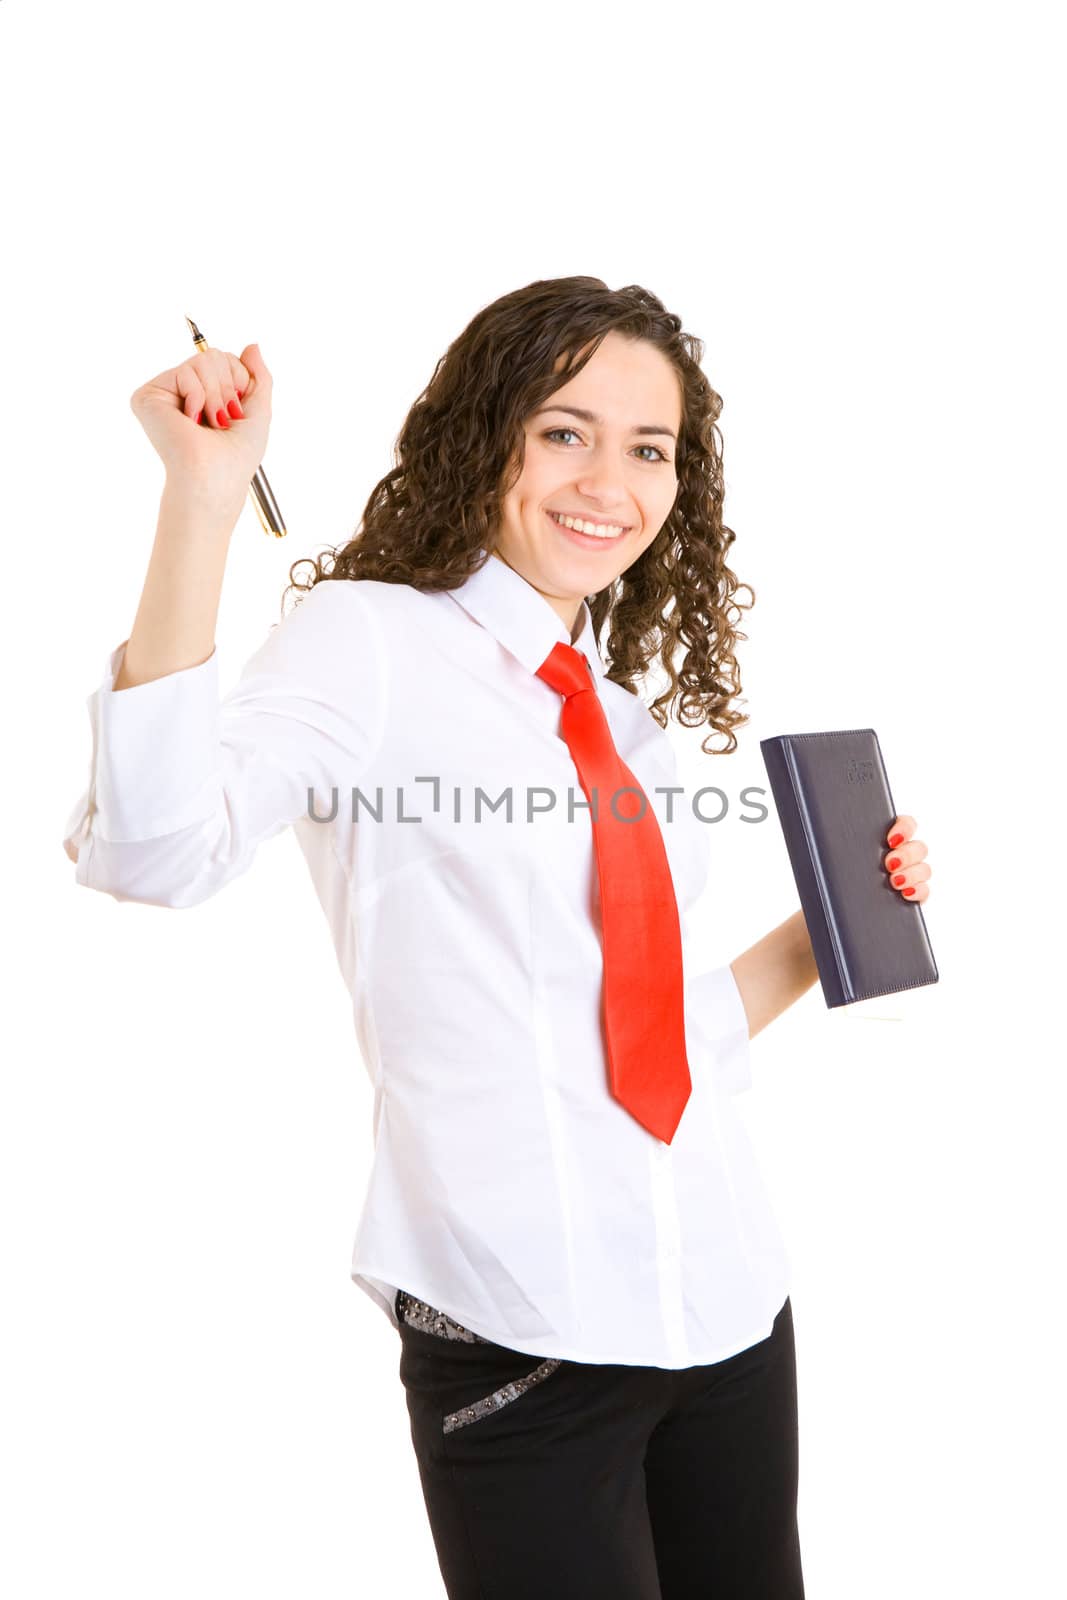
[[185, 314, 204, 343]]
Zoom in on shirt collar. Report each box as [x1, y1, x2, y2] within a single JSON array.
[[447, 550, 606, 685]]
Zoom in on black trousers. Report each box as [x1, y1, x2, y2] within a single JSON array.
[[395, 1289, 804, 1599]]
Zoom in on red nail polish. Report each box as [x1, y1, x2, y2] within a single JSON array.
[[227, 398, 244, 419], [887, 857, 901, 871], [902, 886, 915, 896], [216, 409, 230, 428], [889, 833, 904, 848], [196, 410, 203, 425], [892, 874, 905, 886]]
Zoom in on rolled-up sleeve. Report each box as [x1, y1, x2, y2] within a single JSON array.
[[61, 579, 387, 908], [686, 961, 753, 1097]]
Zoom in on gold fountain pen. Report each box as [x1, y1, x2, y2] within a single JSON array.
[[185, 314, 287, 538]]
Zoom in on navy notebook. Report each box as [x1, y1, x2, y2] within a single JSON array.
[[759, 729, 938, 1008]]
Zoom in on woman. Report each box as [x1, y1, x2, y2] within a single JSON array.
[[63, 277, 932, 1598]]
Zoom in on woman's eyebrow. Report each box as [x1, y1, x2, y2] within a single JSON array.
[[533, 404, 677, 441]]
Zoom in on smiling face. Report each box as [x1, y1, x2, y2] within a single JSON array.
[[490, 331, 684, 636]]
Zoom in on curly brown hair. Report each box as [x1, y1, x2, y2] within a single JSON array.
[[282, 276, 754, 755]]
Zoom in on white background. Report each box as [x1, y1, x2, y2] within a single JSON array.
[[3, 0, 1063, 1594]]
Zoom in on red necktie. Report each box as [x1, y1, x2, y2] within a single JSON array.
[[536, 641, 692, 1144]]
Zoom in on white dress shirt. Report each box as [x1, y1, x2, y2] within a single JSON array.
[[63, 550, 791, 1368]]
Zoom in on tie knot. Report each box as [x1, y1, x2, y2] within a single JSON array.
[[535, 641, 596, 700]]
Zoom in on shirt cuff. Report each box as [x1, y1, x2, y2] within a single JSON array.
[[82, 639, 224, 843], [687, 962, 753, 1097]]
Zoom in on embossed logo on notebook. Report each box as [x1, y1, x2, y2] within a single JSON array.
[[846, 759, 875, 784]]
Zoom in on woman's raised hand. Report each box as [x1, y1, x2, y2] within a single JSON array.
[[129, 342, 273, 507]]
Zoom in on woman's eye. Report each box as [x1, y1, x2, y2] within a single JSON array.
[[542, 427, 667, 463]]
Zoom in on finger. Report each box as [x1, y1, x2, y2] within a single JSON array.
[[884, 838, 928, 871], [889, 862, 932, 893], [204, 347, 242, 423], [887, 814, 917, 848], [225, 351, 252, 402], [172, 362, 206, 425], [898, 880, 930, 904], [236, 343, 272, 417], [207, 349, 242, 420], [197, 355, 230, 430]]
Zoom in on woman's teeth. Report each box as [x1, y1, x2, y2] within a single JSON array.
[[548, 511, 626, 540]]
